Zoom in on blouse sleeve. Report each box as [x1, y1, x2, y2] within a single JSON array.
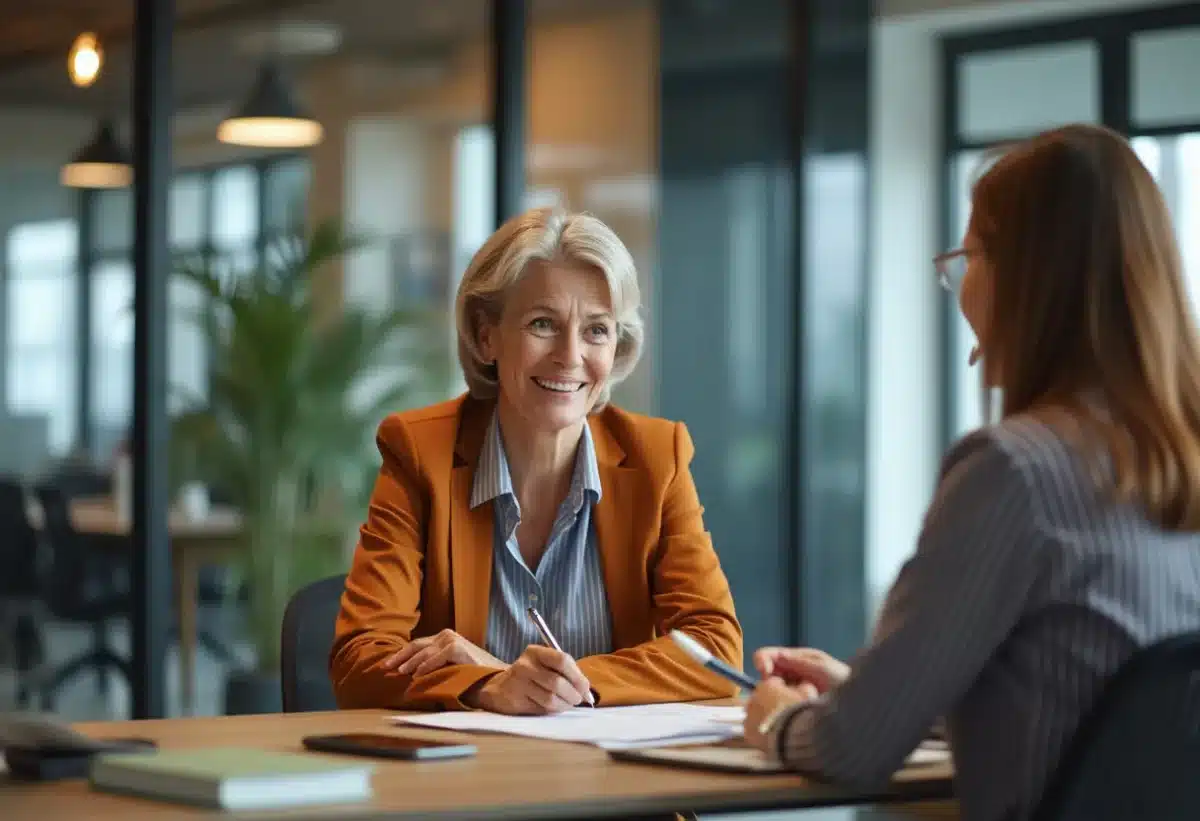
[[772, 430, 1048, 787]]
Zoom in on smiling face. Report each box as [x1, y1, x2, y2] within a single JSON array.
[[478, 259, 618, 435]]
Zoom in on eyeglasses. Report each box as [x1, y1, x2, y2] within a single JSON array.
[[934, 249, 969, 293]]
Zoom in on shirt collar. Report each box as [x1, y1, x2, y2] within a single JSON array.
[[470, 410, 603, 510]]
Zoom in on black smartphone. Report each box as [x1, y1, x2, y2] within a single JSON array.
[[301, 733, 477, 761]]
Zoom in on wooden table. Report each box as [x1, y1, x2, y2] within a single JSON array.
[[0, 710, 955, 819], [28, 498, 244, 712]]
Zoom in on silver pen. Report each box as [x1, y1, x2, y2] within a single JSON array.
[[526, 606, 596, 707]]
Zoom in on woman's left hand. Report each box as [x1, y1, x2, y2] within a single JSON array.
[[382, 629, 508, 676], [743, 678, 819, 752]]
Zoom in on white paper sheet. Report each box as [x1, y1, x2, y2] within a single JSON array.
[[391, 703, 745, 750]]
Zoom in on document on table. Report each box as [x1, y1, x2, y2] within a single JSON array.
[[391, 703, 745, 750]]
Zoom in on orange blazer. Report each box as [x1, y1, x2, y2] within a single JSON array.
[[330, 393, 744, 711]]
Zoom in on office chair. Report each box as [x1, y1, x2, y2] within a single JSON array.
[[280, 574, 346, 712], [0, 478, 43, 706], [31, 484, 131, 710], [1032, 631, 1200, 821]]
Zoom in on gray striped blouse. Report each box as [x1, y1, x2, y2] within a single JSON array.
[[775, 414, 1200, 821], [472, 410, 614, 664]]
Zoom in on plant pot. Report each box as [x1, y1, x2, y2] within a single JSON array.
[[223, 670, 282, 715]]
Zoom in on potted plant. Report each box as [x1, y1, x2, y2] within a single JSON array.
[[170, 219, 451, 714]]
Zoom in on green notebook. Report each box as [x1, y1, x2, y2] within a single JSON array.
[[89, 747, 374, 811]]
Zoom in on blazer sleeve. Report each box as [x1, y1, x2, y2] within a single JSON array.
[[577, 422, 744, 705], [772, 431, 1046, 787], [329, 416, 499, 711]]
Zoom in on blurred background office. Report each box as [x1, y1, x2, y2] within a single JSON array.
[[0, 0, 1195, 727]]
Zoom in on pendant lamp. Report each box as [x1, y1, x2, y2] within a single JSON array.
[[217, 61, 323, 148], [61, 120, 132, 189]]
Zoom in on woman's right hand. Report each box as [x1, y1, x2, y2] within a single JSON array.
[[464, 645, 593, 714], [752, 646, 849, 694]]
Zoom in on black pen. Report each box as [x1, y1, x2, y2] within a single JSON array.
[[526, 606, 596, 707]]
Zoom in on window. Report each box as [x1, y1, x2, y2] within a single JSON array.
[[1179, 136, 1200, 306], [946, 150, 997, 437], [941, 5, 1200, 444], [958, 41, 1100, 144], [170, 175, 207, 249], [91, 259, 133, 442], [1131, 27, 1200, 129], [211, 165, 258, 251], [946, 36, 1103, 439], [264, 158, 310, 235], [950, 132, 1200, 438], [87, 159, 306, 449], [6, 220, 78, 455], [1133, 133, 1200, 312]]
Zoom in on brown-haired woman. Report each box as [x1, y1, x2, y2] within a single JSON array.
[[740, 123, 1200, 821]]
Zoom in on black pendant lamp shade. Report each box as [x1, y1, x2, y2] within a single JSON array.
[[61, 119, 132, 188], [217, 61, 323, 148]]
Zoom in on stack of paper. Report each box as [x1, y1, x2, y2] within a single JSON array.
[[392, 703, 745, 750]]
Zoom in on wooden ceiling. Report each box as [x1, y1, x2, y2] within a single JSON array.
[[0, 0, 339, 112], [0, 0, 630, 115], [0, 0, 248, 65]]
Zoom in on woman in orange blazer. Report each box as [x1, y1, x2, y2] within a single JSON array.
[[331, 206, 743, 713]]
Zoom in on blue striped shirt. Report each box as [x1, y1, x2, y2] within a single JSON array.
[[471, 412, 614, 664]]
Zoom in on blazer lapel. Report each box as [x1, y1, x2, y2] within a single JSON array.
[[589, 416, 648, 651], [450, 400, 494, 647]]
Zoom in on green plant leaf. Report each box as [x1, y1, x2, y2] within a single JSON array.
[[169, 217, 454, 673]]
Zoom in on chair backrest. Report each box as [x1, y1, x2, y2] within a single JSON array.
[[0, 478, 39, 598], [44, 465, 111, 499], [32, 483, 91, 613], [280, 574, 346, 712], [1033, 631, 1200, 821]]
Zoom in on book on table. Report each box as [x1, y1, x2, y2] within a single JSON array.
[[88, 747, 374, 811]]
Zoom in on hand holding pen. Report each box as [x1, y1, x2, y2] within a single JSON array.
[[528, 607, 596, 707], [463, 609, 594, 715]]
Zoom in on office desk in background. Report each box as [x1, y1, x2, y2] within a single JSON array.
[[1, 709, 955, 820], [26, 497, 243, 713]]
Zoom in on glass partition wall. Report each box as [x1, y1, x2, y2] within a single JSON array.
[[0, 0, 873, 718]]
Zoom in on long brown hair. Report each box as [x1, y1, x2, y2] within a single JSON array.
[[971, 123, 1200, 530]]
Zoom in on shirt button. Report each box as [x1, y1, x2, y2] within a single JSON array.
[[528, 593, 538, 604]]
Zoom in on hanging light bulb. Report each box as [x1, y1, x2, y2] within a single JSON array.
[[68, 32, 103, 88], [217, 61, 323, 148]]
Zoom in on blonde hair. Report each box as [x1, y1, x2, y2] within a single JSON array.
[[454, 206, 644, 410]]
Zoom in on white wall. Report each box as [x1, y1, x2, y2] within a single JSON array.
[[866, 17, 942, 612]]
